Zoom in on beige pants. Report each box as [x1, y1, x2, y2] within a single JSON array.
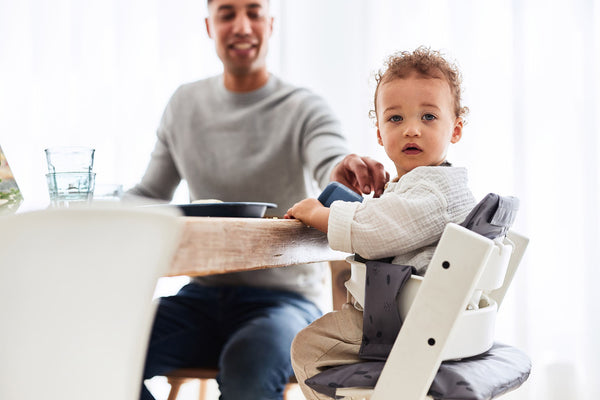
[[291, 304, 365, 400]]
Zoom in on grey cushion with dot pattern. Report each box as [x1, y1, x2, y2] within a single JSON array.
[[305, 342, 531, 399]]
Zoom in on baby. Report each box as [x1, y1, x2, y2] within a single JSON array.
[[284, 47, 477, 400]]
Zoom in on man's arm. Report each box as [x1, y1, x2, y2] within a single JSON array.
[[124, 135, 181, 202], [124, 95, 182, 202]]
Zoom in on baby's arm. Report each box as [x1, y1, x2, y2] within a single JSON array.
[[284, 198, 330, 233]]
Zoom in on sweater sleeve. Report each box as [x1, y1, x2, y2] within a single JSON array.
[[298, 92, 350, 189], [125, 90, 182, 201]]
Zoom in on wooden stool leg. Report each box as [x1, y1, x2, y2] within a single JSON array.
[[167, 377, 185, 400], [283, 383, 290, 400], [198, 378, 209, 400], [283, 382, 299, 400]]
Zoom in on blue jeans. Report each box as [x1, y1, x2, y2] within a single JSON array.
[[141, 283, 322, 400]]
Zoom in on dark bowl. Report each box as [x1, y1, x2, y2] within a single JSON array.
[[176, 202, 277, 218]]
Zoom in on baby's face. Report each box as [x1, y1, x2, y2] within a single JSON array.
[[375, 72, 463, 179]]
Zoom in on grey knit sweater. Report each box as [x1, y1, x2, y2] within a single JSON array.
[[128, 74, 350, 309]]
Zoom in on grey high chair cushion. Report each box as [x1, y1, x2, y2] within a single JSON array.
[[460, 193, 519, 239], [305, 342, 531, 399]]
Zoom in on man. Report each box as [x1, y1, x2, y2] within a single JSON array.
[[131, 1, 388, 398]]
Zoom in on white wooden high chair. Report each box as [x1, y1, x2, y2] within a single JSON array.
[[306, 193, 530, 400]]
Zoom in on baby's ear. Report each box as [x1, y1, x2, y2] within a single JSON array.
[[376, 123, 384, 146], [450, 117, 463, 144]]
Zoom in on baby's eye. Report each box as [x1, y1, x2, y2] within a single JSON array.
[[389, 115, 403, 122], [422, 113, 436, 121]]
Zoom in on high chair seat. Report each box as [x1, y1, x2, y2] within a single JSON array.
[[345, 255, 500, 361], [345, 234, 514, 361]]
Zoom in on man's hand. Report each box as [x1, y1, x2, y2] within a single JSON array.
[[284, 198, 330, 233], [331, 154, 389, 197]]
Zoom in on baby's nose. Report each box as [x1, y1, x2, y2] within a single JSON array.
[[403, 124, 421, 137]]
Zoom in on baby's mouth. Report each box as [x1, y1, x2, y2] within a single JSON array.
[[402, 144, 422, 154]]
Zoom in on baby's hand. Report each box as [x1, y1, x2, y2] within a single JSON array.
[[285, 198, 321, 220], [284, 198, 330, 233]]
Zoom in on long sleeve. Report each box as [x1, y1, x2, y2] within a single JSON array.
[[328, 167, 476, 272], [298, 92, 349, 189], [125, 89, 183, 202], [329, 182, 448, 258]]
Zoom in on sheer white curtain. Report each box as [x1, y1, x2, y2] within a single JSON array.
[[1, 0, 599, 399]]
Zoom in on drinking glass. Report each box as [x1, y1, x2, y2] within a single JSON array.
[[46, 172, 96, 208]]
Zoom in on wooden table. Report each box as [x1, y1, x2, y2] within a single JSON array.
[[168, 217, 349, 277]]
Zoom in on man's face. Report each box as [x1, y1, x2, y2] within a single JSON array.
[[205, 0, 273, 76]]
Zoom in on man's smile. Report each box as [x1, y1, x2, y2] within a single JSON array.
[[229, 41, 257, 52]]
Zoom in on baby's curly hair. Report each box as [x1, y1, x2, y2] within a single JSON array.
[[370, 46, 469, 121]]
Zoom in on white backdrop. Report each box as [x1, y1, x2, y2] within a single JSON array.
[[1, 1, 599, 399]]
